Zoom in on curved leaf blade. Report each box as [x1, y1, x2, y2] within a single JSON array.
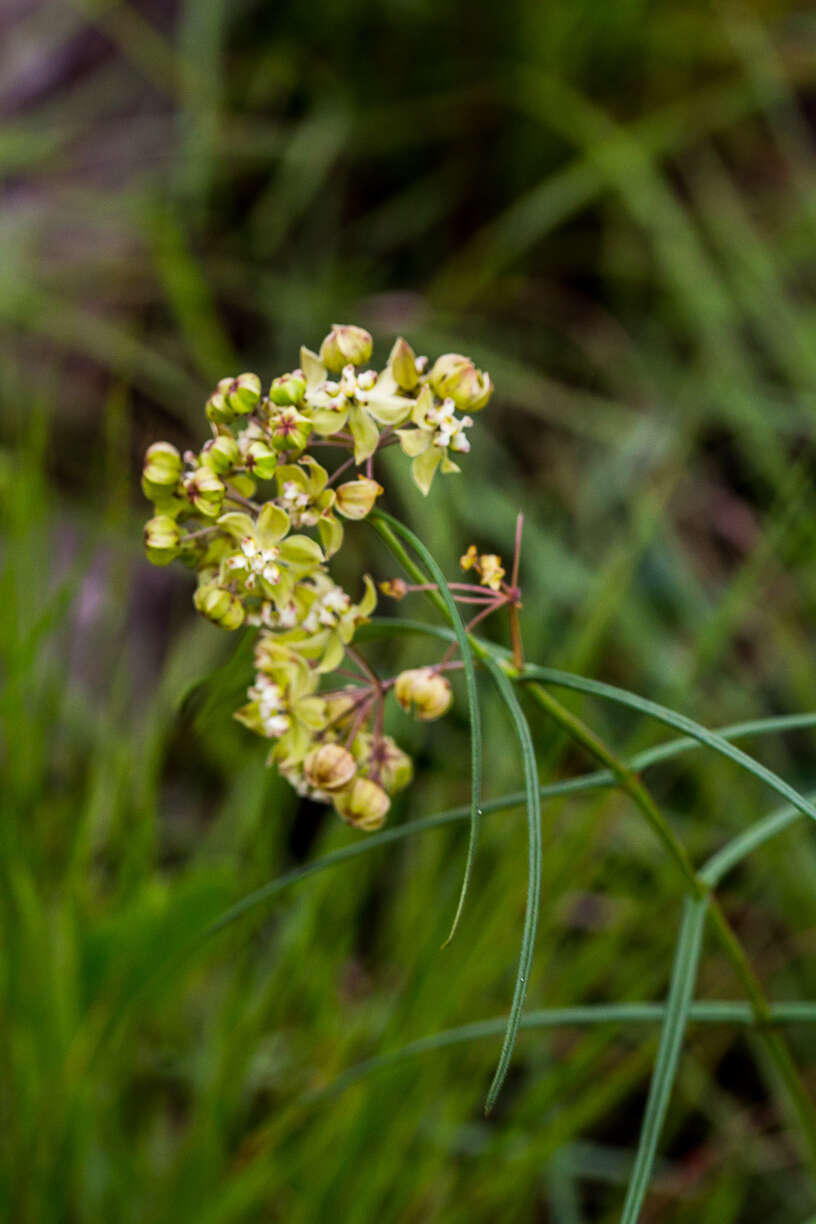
[[480, 653, 542, 1114], [370, 508, 483, 946]]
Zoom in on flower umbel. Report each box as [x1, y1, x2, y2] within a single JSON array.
[[141, 324, 500, 830]]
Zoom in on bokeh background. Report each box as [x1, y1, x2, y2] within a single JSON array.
[[5, 1, 816, 1219]]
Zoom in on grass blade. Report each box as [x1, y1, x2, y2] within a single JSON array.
[[620, 896, 709, 1223], [370, 508, 482, 947], [480, 653, 542, 1114]]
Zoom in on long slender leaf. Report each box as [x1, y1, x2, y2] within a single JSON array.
[[370, 509, 483, 946], [620, 896, 709, 1223], [701, 795, 816, 887], [479, 653, 542, 1114], [521, 663, 816, 829]]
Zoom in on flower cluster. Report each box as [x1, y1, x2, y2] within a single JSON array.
[[142, 325, 493, 830]]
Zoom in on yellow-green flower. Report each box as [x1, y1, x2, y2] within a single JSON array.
[[235, 641, 328, 767], [217, 504, 324, 607], [396, 386, 473, 495], [300, 347, 413, 462], [276, 572, 377, 672], [274, 457, 344, 557]]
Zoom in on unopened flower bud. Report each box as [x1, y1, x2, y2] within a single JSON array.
[[319, 324, 373, 371], [304, 743, 357, 793], [335, 477, 383, 520], [429, 354, 492, 411], [269, 371, 307, 406], [388, 337, 419, 391], [377, 736, 413, 793], [269, 407, 312, 452], [206, 390, 234, 425], [144, 514, 181, 565], [218, 373, 261, 416], [230, 472, 257, 500], [193, 582, 245, 630], [186, 466, 225, 518], [334, 777, 391, 831], [379, 578, 408, 600], [201, 434, 239, 475], [142, 442, 182, 500], [394, 667, 452, 721], [244, 440, 278, 480]]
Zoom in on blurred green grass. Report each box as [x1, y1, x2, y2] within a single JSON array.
[[4, 0, 816, 1218]]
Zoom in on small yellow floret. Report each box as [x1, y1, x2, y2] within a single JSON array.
[[460, 544, 479, 572]]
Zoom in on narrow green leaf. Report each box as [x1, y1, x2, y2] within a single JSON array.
[[370, 509, 482, 946], [480, 653, 542, 1114], [521, 664, 816, 829], [620, 896, 709, 1223], [700, 794, 816, 888]]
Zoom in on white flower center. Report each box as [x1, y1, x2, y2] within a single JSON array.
[[280, 481, 310, 510], [428, 399, 473, 450], [239, 536, 280, 582]]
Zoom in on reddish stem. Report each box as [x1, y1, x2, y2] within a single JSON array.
[[369, 696, 386, 782], [346, 645, 381, 688], [325, 455, 358, 487], [344, 694, 374, 749], [225, 489, 262, 512]]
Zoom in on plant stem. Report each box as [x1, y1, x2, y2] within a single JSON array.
[[508, 603, 524, 670], [346, 645, 380, 688], [224, 488, 261, 512], [324, 455, 357, 487], [182, 526, 217, 543], [511, 512, 523, 589]]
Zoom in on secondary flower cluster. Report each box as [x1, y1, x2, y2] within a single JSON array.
[[142, 325, 493, 830]]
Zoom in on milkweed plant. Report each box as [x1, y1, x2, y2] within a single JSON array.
[[143, 325, 816, 1220]]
